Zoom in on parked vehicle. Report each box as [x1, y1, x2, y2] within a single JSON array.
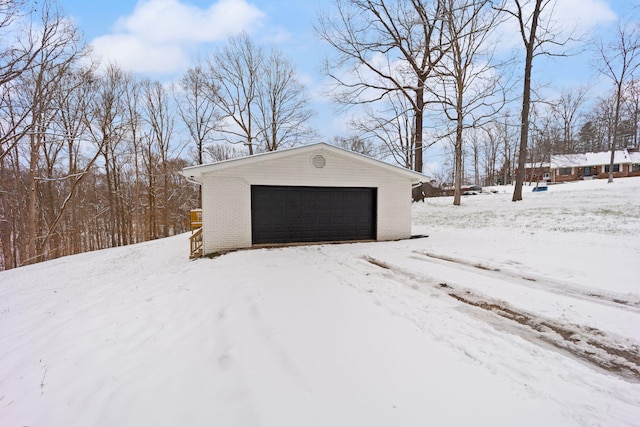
[[462, 184, 483, 195]]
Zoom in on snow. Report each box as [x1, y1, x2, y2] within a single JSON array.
[[549, 149, 633, 167], [1, 177, 639, 426]]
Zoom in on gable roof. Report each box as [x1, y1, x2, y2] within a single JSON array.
[[180, 142, 428, 184]]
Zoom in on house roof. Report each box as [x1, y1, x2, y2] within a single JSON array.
[[548, 149, 635, 168], [523, 161, 551, 169], [180, 142, 429, 184]]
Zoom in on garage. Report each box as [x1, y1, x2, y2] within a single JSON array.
[[251, 186, 376, 244], [180, 143, 426, 256]]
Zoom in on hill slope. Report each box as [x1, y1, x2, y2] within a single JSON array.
[[2, 178, 640, 426]]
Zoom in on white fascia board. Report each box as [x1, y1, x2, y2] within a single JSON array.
[[180, 143, 429, 184]]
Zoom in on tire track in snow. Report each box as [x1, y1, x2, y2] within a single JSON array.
[[446, 292, 640, 383], [413, 250, 640, 312], [361, 254, 640, 383]]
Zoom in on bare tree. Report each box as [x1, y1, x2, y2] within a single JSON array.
[[625, 79, 640, 148], [0, 138, 20, 268], [0, 0, 32, 160], [205, 143, 241, 162], [331, 135, 382, 158], [0, 0, 30, 86], [438, 0, 504, 205], [257, 49, 315, 152], [85, 64, 129, 248], [550, 86, 588, 153], [480, 122, 503, 185], [0, 2, 198, 269], [581, 95, 616, 153], [469, 129, 481, 186], [595, 21, 640, 182], [38, 66, 100, 257], [528, 107, 559, 181], [175, 63, 219, 165], [350, 91, 418, 169], [316, 0, 450, 172], [122, 72, 144, 243], [199, 36, 313, 156], [497, 0, 567, 201], [142, 79, 177, 238], [498, 112, 518, 185], [20, 0, 86, 264], [205, 32, 262, 155], [1, 1, 96, 267]]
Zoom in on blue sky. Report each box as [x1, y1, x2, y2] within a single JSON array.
[[60, 0, 340, 139], [56, 0, 637, 174], [62, 0, 326, 79]]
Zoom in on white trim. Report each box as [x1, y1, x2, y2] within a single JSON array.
[[181, 143, 428, 184]]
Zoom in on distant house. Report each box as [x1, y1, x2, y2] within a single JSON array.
[[180, 143, 428, 257], [524, 148, 640, 183]]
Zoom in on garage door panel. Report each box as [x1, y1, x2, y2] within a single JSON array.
[[251, 186, 376, 245]]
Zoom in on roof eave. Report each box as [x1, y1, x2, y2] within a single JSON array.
[[181, 143, 429, 184]]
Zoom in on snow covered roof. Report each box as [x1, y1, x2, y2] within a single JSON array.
[[524, 161, 551, 169], [550, 149, 635, 168], [550, 154, 587, 168], [181, 142, 429, 184]]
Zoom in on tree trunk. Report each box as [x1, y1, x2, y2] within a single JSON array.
[[608, 83, 623, 183], [453, 124, 463, 206], [414, 87, 424, 173], [513, 55, 533, 200], [162, 162, 169, 237], [511, 0, 544, 201], [0, 150, 16, 269], [26, 132, 40, 265]]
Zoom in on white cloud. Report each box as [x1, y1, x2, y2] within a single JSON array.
[[553, 0, 617, 33], [92, 34, 186, 75], [91, 0, 264, 76], [115, 0, 264, 43]]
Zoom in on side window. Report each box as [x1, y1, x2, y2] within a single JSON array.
[[605, 164, 620, 173], [558, 167, 572, 175]]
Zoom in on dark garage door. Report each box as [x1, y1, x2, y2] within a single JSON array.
[[251, 186, 376, 245]]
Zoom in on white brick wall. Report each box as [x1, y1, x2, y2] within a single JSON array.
[[202, 176, 252, 254], [200, 147, 417, 254], [377, 180, 412, 241]]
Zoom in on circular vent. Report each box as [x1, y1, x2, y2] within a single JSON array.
[[312, 154, 326, 168]]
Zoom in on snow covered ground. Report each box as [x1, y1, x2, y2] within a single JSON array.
[[1, 177, 639, 426]]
